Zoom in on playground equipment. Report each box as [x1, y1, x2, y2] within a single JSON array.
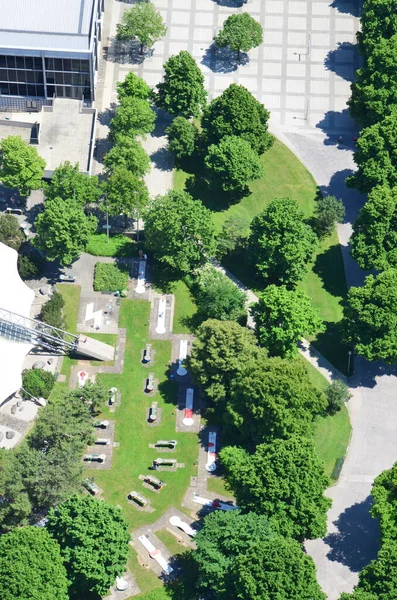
[[193, 494, 239, 512], [128, 491, 148, 507], [155, 298, 166, 334], [205, 431, 217, 472], [142, 343, 151, 364], [169, 515, 197, 537], [146, 373, 155, 393], [182, 388, 194, 426], [149, 402, 158, 422], [138, 535, 174, 575], [143, 474, 166, 491], [154, 440, 177, 450]]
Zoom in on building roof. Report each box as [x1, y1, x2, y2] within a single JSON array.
[[0, 0, 97, 52]]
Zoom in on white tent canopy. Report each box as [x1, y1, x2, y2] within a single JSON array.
[[0, 242, 35, 403]]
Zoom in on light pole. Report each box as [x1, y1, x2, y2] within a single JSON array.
[[347, 350, 352, 376]]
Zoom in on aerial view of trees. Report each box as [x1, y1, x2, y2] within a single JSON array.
[[215, 13, 263, 61], [0, 213, 25, 250], [194, 264, 247, 322], [0, 135, 45, 196], [166, 117, 197, 159], [44, 161, 102, 206], [116, 1, 167, 55]]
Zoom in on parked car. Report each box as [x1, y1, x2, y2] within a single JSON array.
[[6, 207, 23, 215]]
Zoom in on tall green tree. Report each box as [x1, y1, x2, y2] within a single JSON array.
[[45, 161, 102, 206], [215, 13, 263, 61], [116, 2, 167, 55], [225, 354, 326, 448], [220, 435, 331, 540], [155, 51, 207, 117], [357, 0, 397, 55], [0, 449, 31, 532], [105, 166, 149, 227], [204, 135, 264, 195], [109, 97, 156, 139], [315, 194, 345, 236], [251, 284, 324, 358], [0, 527, 69, 600], [104, 135, 151, 177], [249, 197, 318, 286], [371, 461, 397, 542], [343, 269, 397, 363], [343, 540, 397, 600], [47, 494, 130, 597], [0, 135, 45, 196], [188, 319, 263, 406], [0, 213, 25, 250], [350, 185, 397, 270], [202, 84, 273, 154], [116, 71, 151, 102], [194, 510, 325, 600], [216, 214, 249, 258], [143, 190, 216, 274], [194, 264, 247, 322], [34, 198, 97, 265], [166, 117, 197, 159], [347, 109, 397, 192]]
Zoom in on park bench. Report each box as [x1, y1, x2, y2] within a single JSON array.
[[143, 474, 166, 491]]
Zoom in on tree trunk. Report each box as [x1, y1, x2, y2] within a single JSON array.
[[140, 43, 144, 55], [237, 47, 241, 63]]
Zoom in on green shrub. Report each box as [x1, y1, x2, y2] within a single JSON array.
[[41, 291, 65, 329], [93, 262, 129, 292], [17, 254, 42, 280], [86, 234, 136, 257], [22, 368, 56, 399]]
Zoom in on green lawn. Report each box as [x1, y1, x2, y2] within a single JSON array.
[[156, 529, 186, 556], [84, 299, 199, 530], [174, 139, 349, 374], [207, 475, 234, 498], [171, 280, 198, 334]]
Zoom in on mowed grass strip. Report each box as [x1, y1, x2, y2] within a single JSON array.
[[174, 139, 349, 373], [84, 299, 199, 529]]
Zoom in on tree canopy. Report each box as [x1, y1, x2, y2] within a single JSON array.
[[201, 84, 273, 155], [347, 109, 397, 193], [194, 264, 247, 322], [220, 435, 331, 540], [315, 195, 345, 236], [44, 161, 102, 206], [350, 185, 397, 270], [249, 197, 318, 287], [0, 213, 25, 250], [343, 269, 397, 363], [105, 166, 149, 224], [371, 461, 397, 542], [215, 13, 263, 61], [104, 135, 151, 177], [347, 540, 397, 600], [155, 51, 207, 118], [143, 190, 216, 274], [251, 284, 324, 358], [166, 117, 197, 159], [47, 494, 130, 597], [204, 135, 264, 195], [116, 71, 151, 102], [224, 354, 326, 448], [0, 135, 45, 196], [0, 527, 69, 600], [357, 0, 397, 55], [116, 2, 167, 54], [34, 197, 97, 265], [188, 319, 263, 407], [194, 510, 326, 600], [110, 96, 156, 139]]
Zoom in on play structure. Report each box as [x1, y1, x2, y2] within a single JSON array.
[[135, 259, 146, 294], [176, 339, 188, 376], [205, 431, 217, 472], [193, 494, 239, 512], [169, 515, 197, 537], [138, 534, 174, 575], [155, 298, 166, 334], [182, 387, 194, 426]]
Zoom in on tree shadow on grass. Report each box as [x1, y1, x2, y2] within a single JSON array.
[[164, 550, 199, 600], [149, 261, 180, 294], [185, 174, 247, 212], [325, 496, 380, 573], [313, 243, 347, 299], [310, 321, 350, 376]]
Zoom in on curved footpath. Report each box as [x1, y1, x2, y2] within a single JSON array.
[[275, 124, 397, 599]]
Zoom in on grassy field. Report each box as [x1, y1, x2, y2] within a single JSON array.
[[156, 529, 186, 556], [174, 139, 349, 373], [83, 299, 199, 530], [314, 405, 351, 483]]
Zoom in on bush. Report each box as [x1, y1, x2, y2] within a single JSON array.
[[86, 234, 136, 257], [17, 254, 42, 280], [22, 368, 56, 399], [93, 262, 129, 292], [325, 379, 352, 415], [194, 264, 247, 322], [315, 195, 345, 236], [41, 291, 65, 329]]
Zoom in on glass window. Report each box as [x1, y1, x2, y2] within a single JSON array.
[[54, 58, 63, 71], [17, 84, 27, 96], [25, 57, 34, 70], [63, 58, 72, 71], [26, 70, 36, 83], [55, 71, 64, 84], [15, 56, 25, 69], [0, 82, 9, 94], [46, 72, 55, 84], [6, 56, 16, 69], [0, 69, 7, 81], [36, 85, 45, 97], [63, 72, 72, 85], [45, 57, 54, 70], [83, 86, 91, 100], [47, 85, 55, 98], [80, 60, 89, 73], [7, 70, 17, 83], [34, 57, 42, 70], [9, 83, 18, 95], [0, 56, 6, 68], [71, 59, 80, 72], [65, 86, 73, 98], [17, 70, 26, 82]]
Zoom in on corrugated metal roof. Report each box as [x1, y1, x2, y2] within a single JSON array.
[[0, 0, 96, 51]]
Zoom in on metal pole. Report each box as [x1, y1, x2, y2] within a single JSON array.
[[347, 350, 352, 375], [106, 194, 109, 243]]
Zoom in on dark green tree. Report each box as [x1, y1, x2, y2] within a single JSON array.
[[216, 214, 249, 258], [45, 161, 102, 206], [325, 379, 352, 415], [340, 592, 378, 600], [202, 84, 273, 154], [109, 97, 156, 139], [347, 540, 397, 600], [350, 185, 397, 270], [69, 379, 109, 416], [155, 51, 207, 117], [0, 527, 69, 600], [188, 319, 263, 406], [22, 368, 56, 400], [104, 135, 151, 177], [204, 135, 264, 195], [34, 198, 97, 265], [0, 449, 32, 532], [316, 195, 345, 236], [225, 354, 326, 448], [357, 0, 397, 55], [215, 13, 263, 61], [249, 197, 318, 286], [347, 109, 397, 193], [166, 117, 197, 159], [0, 213, 25, 250], [0, 135, 45, 196], [251, 284, 324, 358], [194, 264, 247, 322], [17, 254, 41, 280], [194, 510, 326, 600], [143, 190, 216, 274], [47, 494, 130, 597], [105, 166, 149, 227], [116, 71, 151, 102], [116, 2, 167, 55], [371, 461, 397, 542], [40, 290, 65, 328], [343, 269, 397, 363], [220, 435, 331, 540]]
